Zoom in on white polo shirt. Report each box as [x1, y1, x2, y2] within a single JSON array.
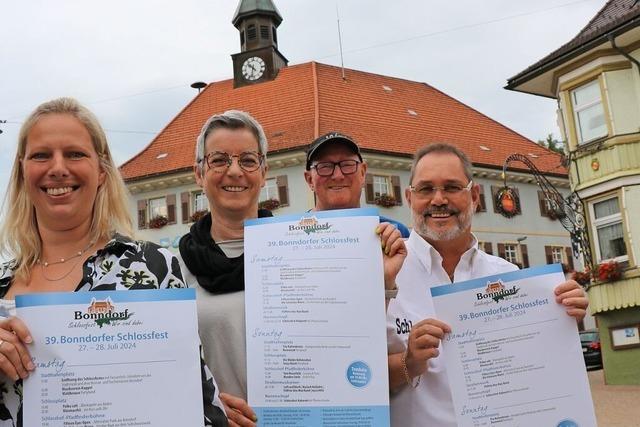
[[386, 231, 518, 427]]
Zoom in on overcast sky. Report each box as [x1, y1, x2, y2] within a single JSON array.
[[0, 0, 604, 203]]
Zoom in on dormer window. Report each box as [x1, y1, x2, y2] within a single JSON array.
[[571, 79, 607, 144], [247, 24, 257, 40]]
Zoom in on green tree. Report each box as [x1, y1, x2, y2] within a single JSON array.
[[537, 133, 565, 154]]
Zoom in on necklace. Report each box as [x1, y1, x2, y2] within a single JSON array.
[[37, 241, 95, 267], [37, 241, 95, 282]]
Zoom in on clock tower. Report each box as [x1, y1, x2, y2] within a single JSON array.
[[231, 0, 288, 88]]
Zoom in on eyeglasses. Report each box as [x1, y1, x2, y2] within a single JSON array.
[[409, 180, 473, 199], [310, 160, 361, 177], [202, 151, 264, 172]]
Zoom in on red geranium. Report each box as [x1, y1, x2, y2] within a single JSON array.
[[572, 270, 592, 286], [596, 261, 622, 282]]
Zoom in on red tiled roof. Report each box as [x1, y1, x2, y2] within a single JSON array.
[[507, 0, 640, 89], [120, 62, 566, 181]]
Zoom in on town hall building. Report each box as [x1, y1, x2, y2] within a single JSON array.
[[120, 0, 578, 279]]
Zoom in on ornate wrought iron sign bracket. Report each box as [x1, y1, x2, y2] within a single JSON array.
[[498, 153, 593, 273]]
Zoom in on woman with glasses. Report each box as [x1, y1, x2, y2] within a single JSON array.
[[0, 98, 227, 426], [179, 110, 270, 427], [180, 115, 407, 426]]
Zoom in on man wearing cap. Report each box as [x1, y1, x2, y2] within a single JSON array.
[[304, 132, 410, 237]]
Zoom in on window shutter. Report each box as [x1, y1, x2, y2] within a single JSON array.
[[276, 175, 289, 206], [565, 247, 574, 271], [365, 174, 374, 204], [521, 244, 529, 268], [137, 199, 147, 229], [247, 25, 257, 40], [538, 191, 549, 217], [166, 194, 176, 224], [497, 243, 505, 259], [181, 192, 190, 224], [476, 185, 486, 212], [513, 187, 522, 215], [491, 186, 500, 212], [483, 242, 493, 255], [391, 175, 402, 206], [544, 246, 553, 264], [260, 25, 269, 39]]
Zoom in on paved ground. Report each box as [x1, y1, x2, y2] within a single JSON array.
[[589, 369, 640, 427]]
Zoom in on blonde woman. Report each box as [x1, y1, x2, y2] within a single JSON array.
[[0, 98, 227, 426]]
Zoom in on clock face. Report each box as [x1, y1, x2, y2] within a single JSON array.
[[241, 56, 266, 81]]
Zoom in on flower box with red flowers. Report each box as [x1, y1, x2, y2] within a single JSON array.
[[572, 270, 592, 286], [258, 198, 280, 211], [596, 261, 623, 283], [190, 209, 208, 223], [148, 215, 169, 229], [374, 194, 397, 208]]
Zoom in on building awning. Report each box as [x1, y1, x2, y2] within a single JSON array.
[[588, 276, 640, 314]]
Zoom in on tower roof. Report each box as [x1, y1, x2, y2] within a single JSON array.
[[120, 62, 566, 182], [232, 0, 282, 27]]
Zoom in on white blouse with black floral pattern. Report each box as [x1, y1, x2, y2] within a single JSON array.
[[0, 234, 228, 427]]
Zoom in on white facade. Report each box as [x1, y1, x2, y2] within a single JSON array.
[[126, 150, 577, 272]]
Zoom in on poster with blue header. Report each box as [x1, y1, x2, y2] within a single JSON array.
[[431, 264, 597, 427], [244, 208, 390, 426], [16, 288, 204, 426]]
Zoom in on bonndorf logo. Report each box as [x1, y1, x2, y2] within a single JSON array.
[[288, 216, 332, 235], [74, 297, 133, 328], [476, 280, 519, 303]]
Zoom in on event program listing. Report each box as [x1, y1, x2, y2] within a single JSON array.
[[442, 299, 558, 403], [258, 261, 351, 325], [261, 339, 343, 403], [432, 264, 597, 426], [39, 373, 153, 426]]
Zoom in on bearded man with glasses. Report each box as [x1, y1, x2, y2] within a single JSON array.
[[386, 143, 589, 427]]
